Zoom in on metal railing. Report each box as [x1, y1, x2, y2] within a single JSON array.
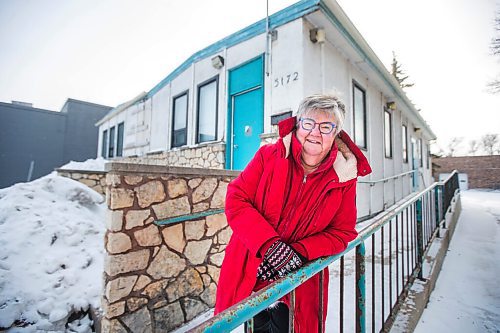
[[358, 170, 418, 219], [358, 170, 416, 186], [190, 170, 460, 333]]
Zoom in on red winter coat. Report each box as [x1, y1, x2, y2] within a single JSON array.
[[215, 116, 372, 332]]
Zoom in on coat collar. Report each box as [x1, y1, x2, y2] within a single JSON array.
[[278, 116, 372, 182]]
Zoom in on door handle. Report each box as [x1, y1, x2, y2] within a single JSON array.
[[233, 144, 238, 149]]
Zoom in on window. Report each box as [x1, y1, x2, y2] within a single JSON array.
[[108, 126, 115, 158], [117, 122, 124, 157], [427, 144, 430, 169], [172, 92, 188, 148], [197, 78, 218, 143], [384, 109, 392, 158], [418, 139, 423, 167], [402, 125, 408, 163], [353, 83, 367, 148], [102, 130, 108, 158]]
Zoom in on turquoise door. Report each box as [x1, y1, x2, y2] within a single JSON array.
[[226, 56, 264, 170]]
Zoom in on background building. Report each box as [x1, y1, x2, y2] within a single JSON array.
[[433, 155, 500, 189], [0, 99, 111, 188]]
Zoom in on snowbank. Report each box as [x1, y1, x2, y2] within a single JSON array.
[[0, 173, 106, 332], [59, 158, 107, 172]]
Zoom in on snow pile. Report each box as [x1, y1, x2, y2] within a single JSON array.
[[0, 173, 106, 332], [59, 157, 107, 172]]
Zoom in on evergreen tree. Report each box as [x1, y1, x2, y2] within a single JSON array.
[[391, 51, 415, 90]]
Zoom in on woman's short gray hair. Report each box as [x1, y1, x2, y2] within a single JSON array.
[[296, 94, 346, 134]]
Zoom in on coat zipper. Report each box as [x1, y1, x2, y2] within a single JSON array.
[[281, 174, 307, 234]]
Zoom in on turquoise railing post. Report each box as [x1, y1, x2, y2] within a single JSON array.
[[415, 198, 424, 280], [434, 186, 441, 237], [355, 242, 366, 333]]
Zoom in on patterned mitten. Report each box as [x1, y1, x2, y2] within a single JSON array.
[[256, 259, 279, 282], [264, 240, 303, 278]]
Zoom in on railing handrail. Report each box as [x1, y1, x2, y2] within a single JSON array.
[[190, 179, 448, 332], [437, 169, 459, 185], [358, 169, 416, 185]]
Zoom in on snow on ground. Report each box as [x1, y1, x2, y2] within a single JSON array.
[[415, 190, 500, 333], [0, 172, 106, 332], [59, 157, 107, 172]]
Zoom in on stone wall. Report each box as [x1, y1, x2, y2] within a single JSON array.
[[101, 162, 240, 333], [56, 169, 107, 195], [122, 143, 226, 169], [433, 155, 500, 189]]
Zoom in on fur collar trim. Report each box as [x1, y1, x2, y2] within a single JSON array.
[[281, 132, 358, 183]]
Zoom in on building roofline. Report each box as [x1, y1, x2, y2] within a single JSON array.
[[61, 98, 113, 111], [95, 92, 147, 126], [0, 101, 62, 115]]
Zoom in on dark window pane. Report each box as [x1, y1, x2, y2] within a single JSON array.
[[102, 130, 108, 158], [109, 126, 115, 158], [353, 85, 366, 148], [117, 122, 124, 157], [172, 94, 188, 147], [384, 110, 392, 158], [402, 125, 408, 162]]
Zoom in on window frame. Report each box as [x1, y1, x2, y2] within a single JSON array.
[[418, 138, 423, 167], [352, 81, 367, 149], [426, 143, 430, 169], [117, 122, 124, 157], [384, 108, 393, 158], [102, 129, 108, 158], [196, 76, 219, 144], [108, 126, 115, 158], [171, 90, 189, 148], [402, 124, 408, 163]]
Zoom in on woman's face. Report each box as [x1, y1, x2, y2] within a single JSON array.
[[295, 109, 337, 162]]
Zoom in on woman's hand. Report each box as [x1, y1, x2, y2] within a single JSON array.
[[257, 259, 279, 282], [263, 240, 304, 278]]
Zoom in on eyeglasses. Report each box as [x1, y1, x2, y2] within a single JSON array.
[[299, 117, 336, 134]]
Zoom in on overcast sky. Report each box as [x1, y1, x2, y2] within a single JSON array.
[[0, 0, 499, 154]]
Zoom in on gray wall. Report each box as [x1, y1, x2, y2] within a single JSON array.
[[0, 100, 111, 188], [61, 99, 112, 163]]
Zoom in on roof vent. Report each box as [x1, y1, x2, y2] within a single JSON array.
[[12, 101, 33, 107]]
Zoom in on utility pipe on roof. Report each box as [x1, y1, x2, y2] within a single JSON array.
[[265, 0, 270, 77]]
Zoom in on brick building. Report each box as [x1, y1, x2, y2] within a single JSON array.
[[433, 155, 500, 189]]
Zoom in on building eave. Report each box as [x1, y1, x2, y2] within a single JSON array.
[[95, 92, 147, 126]]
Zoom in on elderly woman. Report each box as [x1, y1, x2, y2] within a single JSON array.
[[214, 94, 372, 332]]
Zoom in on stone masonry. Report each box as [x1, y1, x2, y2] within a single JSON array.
[[123, 143, 226, 169], [101, 162, 239, 333], [56, 169, 107, 195]]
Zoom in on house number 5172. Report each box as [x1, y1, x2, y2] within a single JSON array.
[[274, 72, 299, 87]]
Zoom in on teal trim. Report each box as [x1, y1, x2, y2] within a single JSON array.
[[154, 209, 224, 226], [146, 0, 320, 99], [356, 243, 366, 333], [416, 198, 423, 279]]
